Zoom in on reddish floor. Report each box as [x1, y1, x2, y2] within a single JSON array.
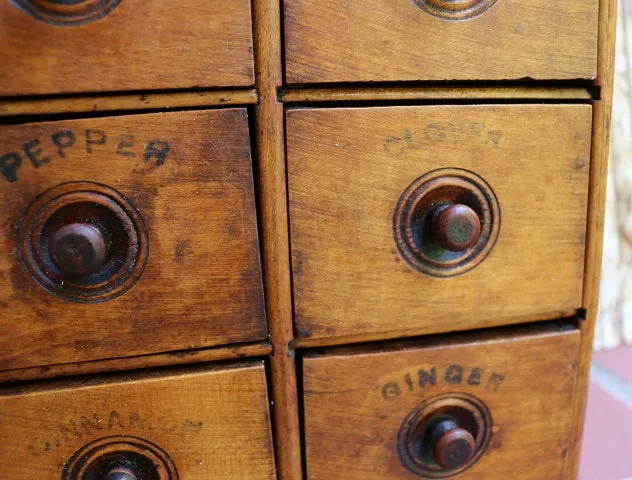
[[580, 345, 632, 480]]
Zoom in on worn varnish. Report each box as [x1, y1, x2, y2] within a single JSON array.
[[287, 104, 592, 340], [0, 361, 276, 479], [302, 323, 580, 479], [0, 109, 266, 371], [284, 0, 598, 83], [0, 0, 254, 95]]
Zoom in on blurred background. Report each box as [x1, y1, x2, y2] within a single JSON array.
[[580, 2, 632, 478]]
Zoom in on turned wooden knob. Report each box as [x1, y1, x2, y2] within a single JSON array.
[[432, 204, 482, 252], [431, 420, 476, 470], [50, 223, 107, 275], [104, 467, 138, 480]]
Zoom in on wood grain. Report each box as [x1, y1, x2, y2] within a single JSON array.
[[280, 86, 593, 103], [568, 0, 619, 477], [0, 361, 275, 479], [0, 0, 254, 95], [0, 109, 266, 371], [0, 89, 258, 118], [302, 323, 580, 479], [0, 342, 272, 384], [252, 0, 303, 477], [287, 105, 592, 341], [284, 0, 598, 83]]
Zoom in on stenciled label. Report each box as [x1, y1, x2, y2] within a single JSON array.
[[380, 364, 505, 401], [0, 128, 172, 184], [27, 410, 204, 456]]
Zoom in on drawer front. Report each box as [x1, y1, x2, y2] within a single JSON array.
[[0, 1, 254, 95], [303, 324, 580, 479], [0, 362, 275, 479], [0, 109, 265, 370], [287, 105, 591, 340], [284, 0, 598, 83]]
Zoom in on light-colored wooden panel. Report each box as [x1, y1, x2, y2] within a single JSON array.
[[0, 109, 266, 370], [284, 0, 598, 83], [0, 362, 275, 479], [0, 0, 254, 95], [287, 105, 592, 340], [303, 324, 580, 479]]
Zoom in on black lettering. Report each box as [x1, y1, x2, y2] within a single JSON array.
[[51, 130, 76, 158], [425, 123, 446, 142], [381, 382, 401, 401], [418, 367, 437, 388], [486, 373, 505, 392], [86, 129, 107, 153], [144, 140, 170, 166], [467, 368, 483, 386], [58, 420, 81, 441], [23, 139, 50, 167], [404, 373, 414, 391], [108, 410, 125, 429], [79, 414, 103, 434], [183, 419, 204, 432], [0, 152, 22, 183], [116, 134, 136, 158], [129, 412, 147, 429], [445, 365, 464, 385]]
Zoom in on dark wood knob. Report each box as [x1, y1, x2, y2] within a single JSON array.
[[432, 204, 481, 252], [431, 420, 476, 470], [104, 467, 138, 480], [50, 223, 107, 275]]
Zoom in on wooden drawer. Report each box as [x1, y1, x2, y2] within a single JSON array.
[[302, 323, 580, 479], [0, 361, 275, 479], [0, 109, 265, 371], [0, 0, 254, 95], [284, 0, 598, 84], [287, 105, 592, 341]]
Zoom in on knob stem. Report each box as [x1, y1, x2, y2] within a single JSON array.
[[104, 466, 138, 480], [431, 419, 476, 470]]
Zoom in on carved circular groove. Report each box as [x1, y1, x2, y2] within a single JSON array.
[[62, 435, 178, 480], [393, 168, 500, 277], [412, 0, 497, 20], [12, 0, 121, 26], [18, 181, 148, 303], [398, 393, 493, 478]]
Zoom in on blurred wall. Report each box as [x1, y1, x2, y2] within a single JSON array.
[[596, 0, 631, 350]]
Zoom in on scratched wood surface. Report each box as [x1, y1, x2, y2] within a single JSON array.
[[302, 323, 580, 479], [284, 0, 598, 83], [0, 361, 275, 479], [0, 109, 266, 371], [287, 105, 592, 341], [0, 0, 254, 95]]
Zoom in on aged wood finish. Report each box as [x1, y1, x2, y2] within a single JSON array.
[[0, 89, 259, 118], [252, 0, 304, 477], [0, 341, 272, 384], [280, 87, 593, 103], [0, 0, 255, 95], [287, 105, 592, 341], [569, 0, 619, 477], [302, 323, 580, 479], [0, 361, 276, 479], [0, 109, 266, 371], [284, 0, 598, 84]]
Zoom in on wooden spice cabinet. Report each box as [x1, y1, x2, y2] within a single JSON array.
[[0, 0, 617, 479]]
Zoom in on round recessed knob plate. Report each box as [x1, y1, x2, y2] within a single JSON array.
[[12, 0, 122, 26], [393, 168, 500, 278], [18, 181, 148, 303], [398, 393, 492, 478], [413, 0, 497, 20], [432, 204, 482, 252]]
